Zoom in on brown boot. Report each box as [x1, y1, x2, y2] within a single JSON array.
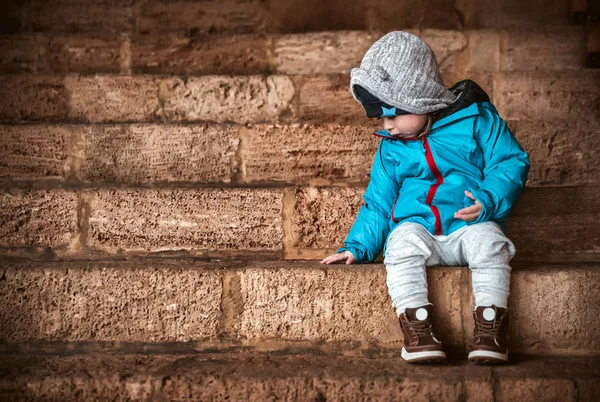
[[468, 305, 509, 364], [398, 303, 446, 363]]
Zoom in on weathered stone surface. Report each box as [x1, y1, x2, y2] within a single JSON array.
[[0, 124, 74, 179], [299, 75, 367, 124], [87, 188, 284, 253], [0, 35, 36, 73], [292, 187, 363, 250], [367, 0, 463, 31], [493, 71, 600, 120], [510, 120, 600, 186], [38, 34, 122, 74], [240, 124, 378, 184], [26, 0, 135, 33], [508, 187, 600, 256], [239, 262, 463, 347], [0, 76, 69, 122], [496, 378, 575, 402], [79, 124, 240, 184], [509, 267, 600, 353], [131, 34, 269, 75], [274, 31, 376, 74], [292, 187, 600, 256], [267, 0, 367, 33], [65, 75, 161, 123], [0, 260, 222, 342], [456, 0, 571, 29], [0, 350, 598, 401], [501, 27, 587, 71], [420, 29, 468, 72], [463, 30, 500, 72], [138, 0, 267, 34], [0, 189, 78, 249], [160, 75, 295, 124]]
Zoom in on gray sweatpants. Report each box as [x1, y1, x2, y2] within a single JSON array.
[[383, 221, 515, 316]]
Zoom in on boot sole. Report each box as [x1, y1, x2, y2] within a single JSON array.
[[401, 347, 446, 363], [468, 350, 508, 364]]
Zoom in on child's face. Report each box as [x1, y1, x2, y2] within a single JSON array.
[[381, 114, 428, 138]]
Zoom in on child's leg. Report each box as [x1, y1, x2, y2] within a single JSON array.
[[455, 221, 515, 307], [384, 222, 440, 315]]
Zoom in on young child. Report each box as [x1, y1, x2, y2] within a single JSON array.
[[321, 32, 530, 364]]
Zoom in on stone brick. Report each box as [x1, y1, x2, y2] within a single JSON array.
[[26, 0, 135, 33], [299, 75, 367, 124], [0, 76, 69, 122], [138, 0, 267, 35], [367, 0, 463, 31], [292, 187, 363, 250], [274, 31, 376, 75], [456, 0, 571, 29], [37, 34, 122, 74], [0, 260, 222, 342], [508, 187, 600, 256], [0, 35, 36, 73], [509, 120, 600, 186], [463, 30, 500, 72], [501, 27, 587, 71], [509, 267, 600, 353], [495, 378, 575, 402], [131, 34, 270, 75], [240, 124, 379, 185], [292, 187, 600, 256], [0, 189, 78, 249], [267, 0, 367, 33], [0, 354, 597, 401], [65, 75, 161, 123], [239, 262, 464, 347], [160, 75, 295, 124], [87, 188, 284, 253], [420, 29, 468, 72], [493, 71, 600, 120], [79, 124, 240, 184], [0, 124, 75, 180]]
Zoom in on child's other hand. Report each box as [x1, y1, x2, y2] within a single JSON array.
[[454, 190, 482, 221], [320, 251, 356, 265]]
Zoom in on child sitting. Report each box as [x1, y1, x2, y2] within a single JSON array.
[[321, 31, 530, 364]]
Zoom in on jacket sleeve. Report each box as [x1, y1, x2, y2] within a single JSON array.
[[468, 103, 530, 224], [338, 140, 400, 263]]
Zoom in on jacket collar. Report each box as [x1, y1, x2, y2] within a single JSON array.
[[373, 102, 481, 140], [372, 79, 489, 140]]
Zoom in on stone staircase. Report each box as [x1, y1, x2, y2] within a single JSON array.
[[1, 0, 599, 400]]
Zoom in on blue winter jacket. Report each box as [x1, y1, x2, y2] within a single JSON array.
[[339, 81, 530, 263]]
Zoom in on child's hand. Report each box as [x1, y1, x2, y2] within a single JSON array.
[[320, 251, 357, 265], [454, 190, 482, 221]]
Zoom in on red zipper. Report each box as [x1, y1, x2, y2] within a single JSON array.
[[423, 138, 444, 235]]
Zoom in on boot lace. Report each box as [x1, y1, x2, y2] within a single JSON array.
[[405, 319, 435, 338], [474, 317, 500, 340]]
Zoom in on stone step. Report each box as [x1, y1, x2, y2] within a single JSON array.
[[1, 70, 598, 124], [0, 259, 599, 356], [1, 0, 574, 35], [0, 186, 598, 259], [0, 27, 586, 75], [1, 120, 598, 187], [0, 353, 598, 401]]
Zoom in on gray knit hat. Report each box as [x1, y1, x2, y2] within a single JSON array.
[[350, 31, 456, 115]]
